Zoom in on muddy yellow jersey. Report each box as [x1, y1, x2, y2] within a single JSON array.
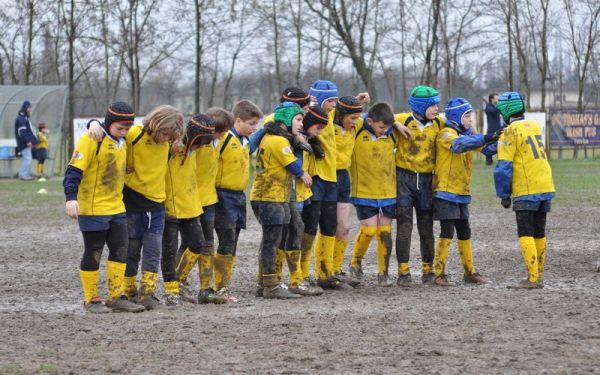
[[498, 119, 555, 198], [261, 113, 274, 128], [308, 110, 337, 182], [250, 134, 297, 203], [125, 125, 169, 203], [334, 117, 364, 170], [69, 133, 126, 215], [37, 132, 48, 149], [350, 126, 396, 200], [296, 150, 313, 202], [394, 113, 444, 173], [433, 127, 477, 196], [195, 140, 219, 206], [215, 130, 250, 191], [165, 150, 203, 219]]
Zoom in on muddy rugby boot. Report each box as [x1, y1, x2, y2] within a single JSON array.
[[164, 293, 181, 307], [335, 271, 360, 287], [434, 274, 456, 287], [106, 296, 145, 313], [84, 296, 111, 314], [396, 273, 412, 287], [318, 276, 353, 291], [421, 272, 436, 285], [377, 273, 395, 287], [348, 264, 363, 281], [198, 288, 227, 304], [179, 281, 197, 304], [463, 272, 486, 285], [138, 294, 168, 310], [288, 282, 323, 296], [509, 279, 543, 290], [215, 287, 239, 303], [263, 284, 302, 299]]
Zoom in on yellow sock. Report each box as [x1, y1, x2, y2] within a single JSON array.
[[422, 262, 433, 275], [176, 248, 201, 283], [376, 225, 393, 276], [434, 238, 452, 277], [198, 253, 214, 290], [285, 250, 303, 288], [314, 234, 336, 281], [350, 225, 376, 268], [214, 253, 232, 290], [519, 236, 539, 282], [123, 276, 137, 299], [164, 281, 180, 294], [106, 260, 127, 302], [79, 269, 100, 304], [534, 237, 547, 280], [300, 233, 316, 280], [37, 163, 44, 176], [276, 249, 286, 282], [227, 255, 236, 286], [333, 238, 349, 274], [457, 239, 476, 276], [140, 271, 158, 297], [398, 263, 410, 276]]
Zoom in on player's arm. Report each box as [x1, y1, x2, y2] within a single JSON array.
[[63, 136, 95, 218], [493, 130, 515, 207]]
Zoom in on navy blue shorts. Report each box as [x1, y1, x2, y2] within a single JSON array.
[[251, 201, 291, 226], [201, 204, 216, 222], [33, 148, 48, 162], [215, 188, 247, 229], [433, 198, 470, 220], [355, 204, 396, 221], [513, 199, 551, 213], [336, 170, 351, 203], [311, 175, 337, 202], [127, 208, 165, 239], [78, 213, 127, 232], [396, 167, 433, 210]]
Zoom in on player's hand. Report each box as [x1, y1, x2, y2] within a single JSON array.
[[501, 198, 511, 209], [300, 172, 312, 187], [87, 121, 104, 141], [355, 92, 370, 105], [394, 121, 412, 140], [66, 200, 80, 219], [484, 129, 503, 144]]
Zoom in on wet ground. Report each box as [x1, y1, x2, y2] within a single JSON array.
[[1, 174, 599, 374]]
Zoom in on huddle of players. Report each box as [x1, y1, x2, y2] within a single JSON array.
[[63, 80, 555, 312]]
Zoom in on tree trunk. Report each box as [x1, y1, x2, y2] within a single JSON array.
[[25, 0, 35, 85]]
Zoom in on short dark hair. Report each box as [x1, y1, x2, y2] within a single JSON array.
[[367, 102, 394, 126], [38, 123, 48, 131], [205, 107, 234, 133], [232, 100, 263, 121], [489, 93, 499, 102]]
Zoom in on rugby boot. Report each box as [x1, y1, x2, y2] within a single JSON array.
[[334, 271, 360, 287], [106, 296, 145, 313], [179, 281, 197, 304], [396, 272, 412, 287], [422, 262, 435, 285], [198, 288, 227, 304], [164, 293, 181, 307], [84, 296, 111, 314], [434, 274, 456, 287], [318, 276, 353, 291], [263, 284, 302, 299], [463, 272, 486, 285], [377, 273, 394, 287], [509, 278, 543, 290], [348, 264, 363, 281], [214, 287, 238, 303]]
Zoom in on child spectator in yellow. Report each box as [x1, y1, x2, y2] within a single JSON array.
[[348, 103, 397, 286], [213, 100, 263, 302], [34, 123, 49, 180], [394, 85, 444, 286], [251, 102, 311, 299], [63, 102, 144, 313], [494, 92, 555, 289], [161, 114, 215, 307], [332, 96, 364, 285], [432, 98, 499, 286]]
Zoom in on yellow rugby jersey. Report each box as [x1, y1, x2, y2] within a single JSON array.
[[125, 125, 169, 203], [195, 140, 219, 206], [165, 149, 203, 219], [350, 126, 396, 199], [334, 117, 364, 170], [498, 119, 555, 197], [262, 113, 275, 127], [250, 134, 297, 202], [69, 133, 126, 215], [37, 132, 48, 149], [433, 127, 477, 196], [296, 149, 313, 202], [394, 112, 444, 173], [308, 110, 337, 182], [215, 130, 250, 191]]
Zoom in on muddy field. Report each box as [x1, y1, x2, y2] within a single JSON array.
[[1, 161, 599, 374]]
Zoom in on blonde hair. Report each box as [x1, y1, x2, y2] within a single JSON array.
[[143, 105, 184, 143], [205, 107, 234, 133]]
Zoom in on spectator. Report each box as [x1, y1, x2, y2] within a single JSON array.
[[14, 101, 39, 180], [485, 93, 501, 165]]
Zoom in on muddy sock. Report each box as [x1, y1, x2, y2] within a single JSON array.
[[376, 225, 393, 276], [519, 236, 539, 283], [333, 238, 348, 274], [350, 225, 376, 268], [434, 238, 452, 277], [80, 269, 100, 304]]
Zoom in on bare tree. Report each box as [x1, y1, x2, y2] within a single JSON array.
[[525, 0, 551, 110]]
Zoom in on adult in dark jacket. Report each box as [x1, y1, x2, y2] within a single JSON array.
[[484, 93, 501, 165], [14, 100, 39, 179]]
